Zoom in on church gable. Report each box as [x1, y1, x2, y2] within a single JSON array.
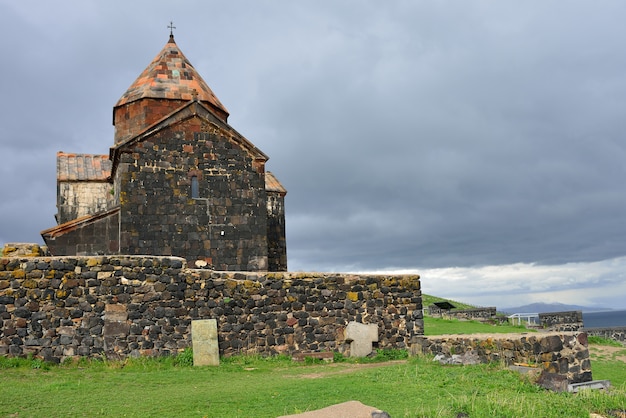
[[110, 100, 268, 179], [115, 115, 270, 270]]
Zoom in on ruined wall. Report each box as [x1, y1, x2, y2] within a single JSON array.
[[451, 307, 498, 321], [584, 327, 626, 343], [428, 306, 497, 322], [414, 332, 592, 384], [0, 256, 423, 363], [539, 311, 584, 332], [116, 121, 269, 270]]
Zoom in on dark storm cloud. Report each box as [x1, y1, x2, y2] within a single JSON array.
[[244, 2, 626, 271], [2, 1, 626, 284]]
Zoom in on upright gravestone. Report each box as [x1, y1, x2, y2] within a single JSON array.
[[191, 319, 219, 366]]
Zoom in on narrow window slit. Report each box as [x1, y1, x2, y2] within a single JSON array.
[[191, 175, 199, 198]]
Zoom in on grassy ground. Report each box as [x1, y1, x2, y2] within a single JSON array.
[[423, 316, 531, 335], [0, 351, 624, 417], [0, 312, 623, 417]]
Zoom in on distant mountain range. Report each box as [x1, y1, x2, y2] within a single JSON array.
[[501, 302, 611, 314]]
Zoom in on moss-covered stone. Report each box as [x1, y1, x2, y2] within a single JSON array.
[[23, 279, 38, 289], [11, 270, 25, 279], [347, 292, 359, 302], [86, 258, 100, 267]]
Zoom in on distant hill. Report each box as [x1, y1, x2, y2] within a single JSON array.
[[501, 302, 610, 314]]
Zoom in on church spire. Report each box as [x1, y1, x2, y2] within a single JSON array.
[[113, 33, 229, 119], [112, 31, 230, 144]]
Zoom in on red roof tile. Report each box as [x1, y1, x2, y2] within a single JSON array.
[[57, 152, 111, 181], [114, 35, 229, 118]]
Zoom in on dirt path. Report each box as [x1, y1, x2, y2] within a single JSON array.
[[293, 360, 406, 379], [278, 345, 625, 417], [589, 344, 626, 362]]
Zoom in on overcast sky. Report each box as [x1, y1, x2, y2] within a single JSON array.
[[2, 1, 626, 309]]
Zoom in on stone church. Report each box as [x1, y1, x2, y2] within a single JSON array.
[[41, 33, 287, 271]]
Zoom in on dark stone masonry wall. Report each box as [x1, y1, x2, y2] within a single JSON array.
[[116, 122, 269, 271], [266, 192, 287, 272], [539, 311, 584, 332], [415, 332, 592, 384], [0, 256, 423, 363], [584, 327, 626, 343], [46, 209, 120, 256], [429, 306, 498, 322]]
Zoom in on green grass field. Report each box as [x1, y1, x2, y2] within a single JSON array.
[[423, 316, 531, 335], [0, 351, 624, 417], [1, 316, 624, 417]]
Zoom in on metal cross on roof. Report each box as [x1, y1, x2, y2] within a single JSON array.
[[168, 21, 176, 36]]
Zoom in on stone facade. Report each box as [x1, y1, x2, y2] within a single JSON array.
[[266, 188, 287, 272], [114, 124, 270, 271], [43, 209, 120, 256], [55, 153, 114, 225], [414, 332, 592, 384], [0, 256, 423, 363], [41, 35, 287, 271], [57, 180, 113, 225]]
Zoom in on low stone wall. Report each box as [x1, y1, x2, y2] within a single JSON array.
[[1, 243, 47, 257], [584, 327, 626, 344], [413, 332, 591, 384], [428, 306, 498, 322], [539, 311, 583, 332], [0, 256, 423, 362], [452, 307, 497, 321]]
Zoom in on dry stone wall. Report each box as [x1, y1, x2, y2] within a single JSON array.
[[414, 332, 592, 384], [428, 306, 498, 322], [584, 327, 626, 343], [0, 256, 423, 363], [539, 311, 584, 332]]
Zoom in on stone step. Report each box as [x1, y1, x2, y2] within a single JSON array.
[[568, 380, 611, 393]]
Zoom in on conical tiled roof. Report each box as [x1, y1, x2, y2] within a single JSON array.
[[114, 35, 229, 119]]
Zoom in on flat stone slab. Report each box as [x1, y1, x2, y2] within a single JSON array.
[[568, 380, 611, 393], [278, 400, 389, 418], [191, 319, 219, 366]]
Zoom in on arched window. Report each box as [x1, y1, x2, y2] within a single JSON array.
[[191, 175, 199, 199]]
